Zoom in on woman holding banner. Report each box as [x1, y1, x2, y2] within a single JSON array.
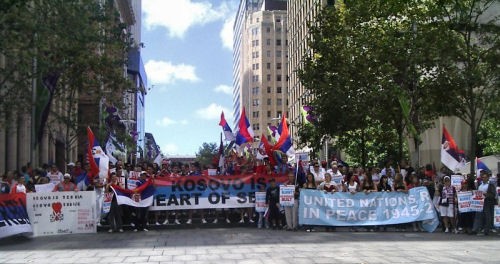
[[303, 173, 317, 232]]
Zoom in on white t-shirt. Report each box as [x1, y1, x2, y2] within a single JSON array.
[[347, 182, 358, 193], [47, 171, 63, 185], [15, 184, 26, 193], [310, 167, 325, 182], [478, 182, 489, 193]]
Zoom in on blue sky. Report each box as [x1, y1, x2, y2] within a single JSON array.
[[141, 0, 238, 156]]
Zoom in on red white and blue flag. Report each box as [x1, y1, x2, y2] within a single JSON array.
[[111, 179, 155, 207], [219, 111, 235, 141], [440, 126, 466, 172], [86, 127, 109, 180], [476, 157, 491, 176], [274, 115, 295, 158], [235, 108, 254, 145]]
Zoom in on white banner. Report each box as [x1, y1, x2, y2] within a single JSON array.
[[255, 192, 266, 213], [27, 191, 96, 236], [35, 183, 56, 193], [451, 175, 463, 191], [279, 185, 295, 207], [457, 191, 473, 213]]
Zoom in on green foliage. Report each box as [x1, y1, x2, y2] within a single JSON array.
[[195, 142, 219, 168], [433, 0, 500, 173], [478, 118, 500, 156], [298, 0, 457, 166], [0, 0, 131, 126]]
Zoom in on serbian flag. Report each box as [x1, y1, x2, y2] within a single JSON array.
[[219, 111, 235, 141], [111, 179, 155, 207], [440, 126, 466, 171], [261, 133, 277, 166], [274, 114, 295, 157], [87, 127, 109, 180], [235, 108, 254, 145], [476, 157, 491, 176]]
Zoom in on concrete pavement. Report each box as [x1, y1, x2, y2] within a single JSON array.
[[1, 227, 499, 263]]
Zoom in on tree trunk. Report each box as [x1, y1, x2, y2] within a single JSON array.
[[360, 128, 366, 168]]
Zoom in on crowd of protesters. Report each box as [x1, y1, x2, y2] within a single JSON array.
[[1, 155, 498, 235]]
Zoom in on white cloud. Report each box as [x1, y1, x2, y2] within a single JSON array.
[[145, 60, 200, 85], [162, 143, 180, 154], [143, 0, 231, 38], [196, 103, 231, 120], [220, 16, 234, 50], [155, 116, 189, 127], [214, 84, 232, 95]]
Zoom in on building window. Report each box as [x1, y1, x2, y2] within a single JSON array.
[[266, 50, 271, 57], [266, 39, 271, 45], [276, 63, 282, 70], [276, 27, 282, 33], [277, 86, 282, 93], [276, 50, 282, 57], [267, 74, 271, 81], [256, 17, 260, 23], [253, 99, 260, 106], [252, 111, 259, 118], [276, 17, 281, 23], [277, 98, 282, 106], [266, 27, 270, 33], [267, 111, 271, 118], [276, 39, 281, 46], [253, 124, 260, 131], [267, 87, 271, 93], [277, 111, 282, 118], [277, 75, 282, 81], [252, 87, 259, 95], [252, 75, 259, 82], [266, 63, 271, 69], [267, 98, 271, 105]]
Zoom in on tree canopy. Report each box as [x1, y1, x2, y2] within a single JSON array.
[[298, 0, 499, 168]]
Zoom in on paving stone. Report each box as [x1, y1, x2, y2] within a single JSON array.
[[122, 256, 150, 263]]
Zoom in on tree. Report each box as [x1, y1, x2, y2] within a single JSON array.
[[1, 0, 132, 165], [435, 0, 500, 174], [195, 142, 219, 168], [298, 0, 457, 166]]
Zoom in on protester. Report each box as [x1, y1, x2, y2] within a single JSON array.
[[106, 175, 123, 233], [47, 165, 64, 185], [377, 175, 392, 192], [318, 173, 339, 193], [471, 172, 496, 236], [133, 171, 151, 232], [303, 173, 317, 232], [10, 176, 27, 194], [457, 175, 475, 234], [52, 173, 78, 192], [282, 172, 298, 231], [266, 178, 281, 229], [437, 176, 457, 233]]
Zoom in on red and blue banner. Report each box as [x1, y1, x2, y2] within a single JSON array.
[[0, 193, 32, 238], [150, 174, 288, 210]]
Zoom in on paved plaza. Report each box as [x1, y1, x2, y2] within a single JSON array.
[[1, 227, 499, 264]]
